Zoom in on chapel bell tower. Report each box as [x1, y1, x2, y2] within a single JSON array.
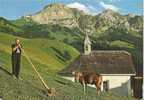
[[84, 33, 91, 55]]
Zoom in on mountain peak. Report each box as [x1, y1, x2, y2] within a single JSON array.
[[97, 9, 121, 22], [101, 9, 118, 16], [22, 3, 142, 33], [43, 3, 65, 10], [127, 13, 135, 18], [29, 3, 83, 27]]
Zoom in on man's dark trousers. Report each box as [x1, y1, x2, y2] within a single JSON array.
[[12, 53, 21, 78]]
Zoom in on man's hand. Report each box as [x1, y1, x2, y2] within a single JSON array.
[[12, 44, 21, 52], [18, 44, 21, 48]]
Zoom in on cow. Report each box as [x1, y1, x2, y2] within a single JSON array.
[[72, 71, 102, 94]]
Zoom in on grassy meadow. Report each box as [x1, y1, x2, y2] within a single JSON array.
[[0, 32, 136, 100]]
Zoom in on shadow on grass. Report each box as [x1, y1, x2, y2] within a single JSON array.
[[0, 66, 12, 76], [54, 79, 80, 89], [55, 79, 68, 85]]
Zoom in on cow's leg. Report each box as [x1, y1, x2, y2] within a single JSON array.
[[96, 78, 102, 95], [98, 79, 102, 94], [83, 83, 86, 93], [80, 80, 86, 93], [95, 84, 98, 94], [95, 84, 100, 95], [97, 86, 101, 94], [86, 84, 87, 92]]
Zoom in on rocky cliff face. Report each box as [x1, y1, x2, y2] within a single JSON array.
[[29, 4, 84, 28], [94, 9, 142, 33], [25, 4, 142, 33]]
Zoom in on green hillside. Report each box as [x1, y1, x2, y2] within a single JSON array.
[[12, 16, 143, 75], [0, 3, 142, 99], [0, 32, 136, 100], [12, 18, 85, 51], [0, 17, 23, 35], [0, 32, 79, 72]]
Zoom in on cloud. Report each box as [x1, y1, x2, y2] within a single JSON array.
[[100, 1, 119, 11], [66, 2, 98, 15], [87, 5, 100, 15], [67, 2, 90, 13], [66, 2, 120, 15], [107, 0, 121, 2]]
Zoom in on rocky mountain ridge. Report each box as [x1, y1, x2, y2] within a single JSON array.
[[24, 4, 142, 34]]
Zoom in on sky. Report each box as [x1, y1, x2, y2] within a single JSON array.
[[0, 0, 143, 20]]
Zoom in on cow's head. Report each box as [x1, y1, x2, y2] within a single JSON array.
[[72, 71, 83, 83]]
